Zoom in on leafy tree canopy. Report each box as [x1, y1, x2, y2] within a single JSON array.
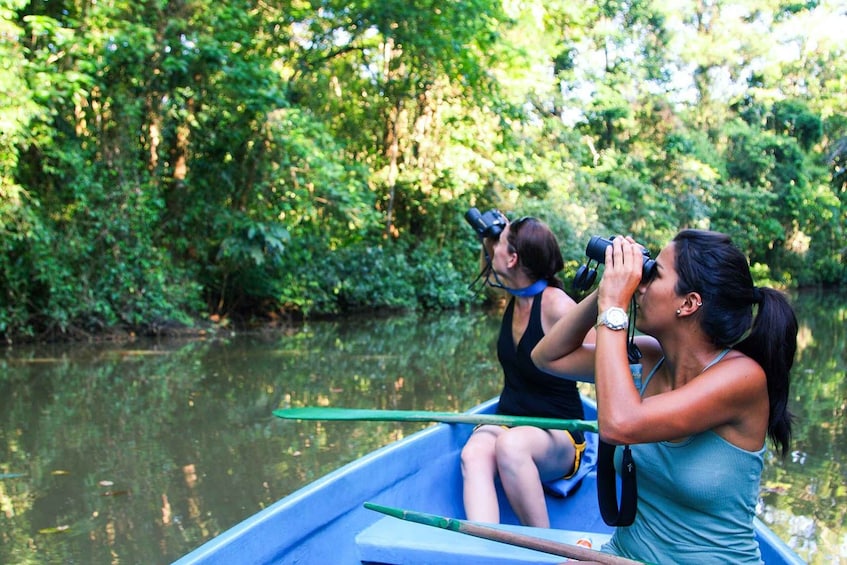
[[1, 0, 845, 342]]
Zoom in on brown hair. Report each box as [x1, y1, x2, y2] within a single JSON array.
[[506, 217, 565, 290]]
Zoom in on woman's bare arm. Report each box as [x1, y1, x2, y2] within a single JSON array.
[[532, 290, 599, 380]]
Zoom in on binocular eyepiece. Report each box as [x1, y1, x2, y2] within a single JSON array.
[[574, 236, 656, 291], [465, 207, 508, 239]]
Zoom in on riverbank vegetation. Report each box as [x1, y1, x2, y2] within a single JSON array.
[[2, 1, 845, 342]]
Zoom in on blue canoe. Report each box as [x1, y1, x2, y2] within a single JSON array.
[[174, 398, 804, 564]]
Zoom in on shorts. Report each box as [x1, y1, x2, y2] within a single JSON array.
[[562, 430, 587, 479]]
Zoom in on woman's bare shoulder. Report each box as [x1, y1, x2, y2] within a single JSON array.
[[540, 287, 578, 323]]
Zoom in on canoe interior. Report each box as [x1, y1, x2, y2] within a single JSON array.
[[174, 397, 804, 564]]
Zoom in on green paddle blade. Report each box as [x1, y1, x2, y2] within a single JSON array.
[[273, 407, 598, 433]]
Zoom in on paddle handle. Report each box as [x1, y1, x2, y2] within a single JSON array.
[[364, 503, 644, 565], [457, 520, 640, 565]]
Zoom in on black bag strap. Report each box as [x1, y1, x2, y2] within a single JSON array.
[[596, 440, 637, 526]]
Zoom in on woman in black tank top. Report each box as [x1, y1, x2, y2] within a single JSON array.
[[460, 216, 593, 528]]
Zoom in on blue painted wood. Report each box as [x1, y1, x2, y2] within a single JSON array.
[[356, 517, 613, 564]]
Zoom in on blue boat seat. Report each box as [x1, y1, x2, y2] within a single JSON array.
[[356, 517, 612, 565]]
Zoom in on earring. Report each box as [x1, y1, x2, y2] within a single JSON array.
[[676, 309, 681, 316], [696, 301, 703, 307]]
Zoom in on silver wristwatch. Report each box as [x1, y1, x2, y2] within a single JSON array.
[[596, 307, 629, 330]]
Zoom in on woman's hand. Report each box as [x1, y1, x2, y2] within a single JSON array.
[[598, 236, 645, 312]]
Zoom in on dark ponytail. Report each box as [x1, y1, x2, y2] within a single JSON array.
[[735, 288, 797, 457], [673, 230, 796, 457]]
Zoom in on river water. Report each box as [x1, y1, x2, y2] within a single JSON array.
[[1, 288, 844, 564]]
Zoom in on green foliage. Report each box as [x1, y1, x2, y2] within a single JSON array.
[[407, 243, 473, 310], [588, 149, 676, 247], [770, 99, 823, 151], [272, 234, 479, 317], [322, 243, 419, 312], [219, 221, 290, 268], [206, 213, 291, 315], [1, 0, 846, 341], [710, 181, 782, 260]]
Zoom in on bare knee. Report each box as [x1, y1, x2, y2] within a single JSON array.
[[461, 433, 496, 477], [493, 433, 531, 475]]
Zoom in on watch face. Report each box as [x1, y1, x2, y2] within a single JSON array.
[[609, 309, 627, 325], [603, 308, 628, 329]]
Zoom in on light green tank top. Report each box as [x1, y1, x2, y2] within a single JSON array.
[[602, 351, 766, 565]]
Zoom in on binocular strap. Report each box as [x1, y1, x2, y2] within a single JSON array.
[[597, 440, 637, 527]]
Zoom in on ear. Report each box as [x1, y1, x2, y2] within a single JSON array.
[[678, 292, 703, 316], [506, 250, 519, 270]]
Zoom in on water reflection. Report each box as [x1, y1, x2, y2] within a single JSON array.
[[756, 289, 847, 563], [0, 290, 845, 564]]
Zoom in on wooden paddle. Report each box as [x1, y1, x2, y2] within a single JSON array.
[[364, 502, 646, 564], [273, 407, 598, 433]]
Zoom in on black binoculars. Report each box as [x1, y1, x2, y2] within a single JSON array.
[[464, 208, 508, 239], [574, 236, 656, 291]]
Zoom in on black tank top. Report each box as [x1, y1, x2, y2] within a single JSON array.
[[496, 292, 584, 422]]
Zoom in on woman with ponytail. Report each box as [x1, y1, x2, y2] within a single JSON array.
[[461, 217, 594, 528], [532, 229, 797, 564]]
